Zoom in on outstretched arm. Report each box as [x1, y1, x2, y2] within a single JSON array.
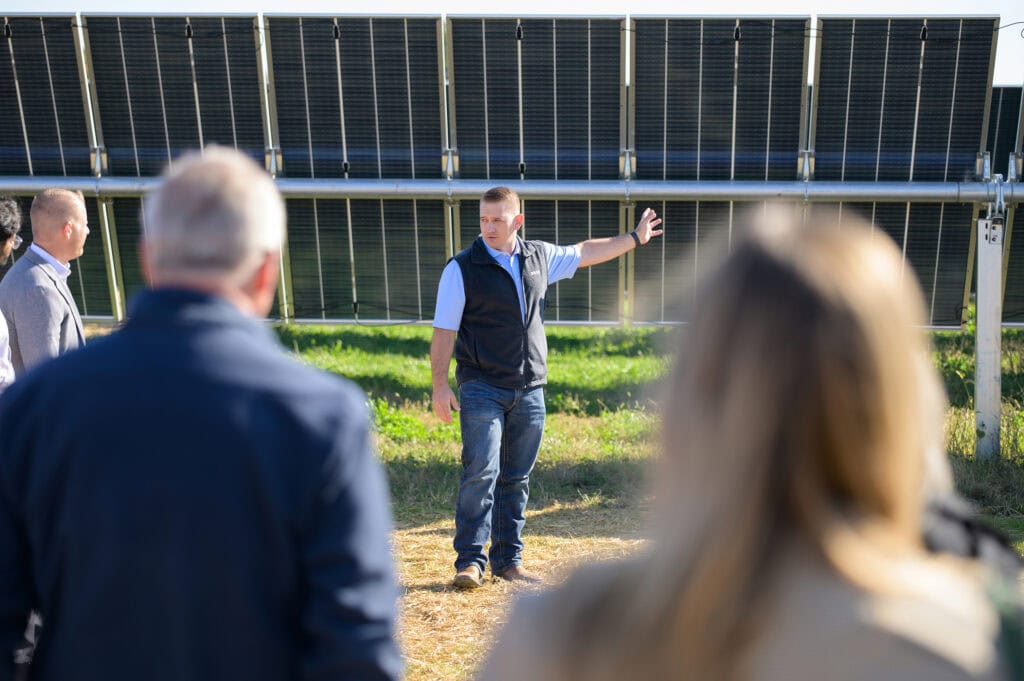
[[430, 328, 460, 423], [577, 207, 663, 268]]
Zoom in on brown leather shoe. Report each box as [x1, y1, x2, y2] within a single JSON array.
[[493, 565, 544, 584], [452, 564, 484, 590]]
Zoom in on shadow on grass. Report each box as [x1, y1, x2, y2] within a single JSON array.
[[275, 325, 676, 359], [276, 326, 431, 358], [387, 454, 648, 536], [334, 372, 663, 414]]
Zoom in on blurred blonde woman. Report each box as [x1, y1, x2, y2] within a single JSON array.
[[479, 208, 1014, 681]]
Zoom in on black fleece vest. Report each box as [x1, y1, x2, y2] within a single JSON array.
[[452, 237, 549, 389]]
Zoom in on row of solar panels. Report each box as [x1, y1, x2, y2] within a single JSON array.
[[1, 16, 1014, 181], [1, 15, 1022, 326], [1, 193, 1013, 327]]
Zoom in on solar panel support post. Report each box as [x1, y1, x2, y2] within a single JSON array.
[[96, 197, 126, 321], [621, 201, 634, 326], [976, 204, 1004, 459]]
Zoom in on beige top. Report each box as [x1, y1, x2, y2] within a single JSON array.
[[479, 547, 1009, 681]]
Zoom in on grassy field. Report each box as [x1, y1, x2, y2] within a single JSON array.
[[273, 323, 1024, 681]]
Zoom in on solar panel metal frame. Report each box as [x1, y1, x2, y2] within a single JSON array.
[[809, 15, 999, 328]]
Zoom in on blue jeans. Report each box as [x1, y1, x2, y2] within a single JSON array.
[[454, 381, 545, 574]]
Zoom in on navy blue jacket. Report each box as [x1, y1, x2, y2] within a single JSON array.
[[0, 289, 401, 681]]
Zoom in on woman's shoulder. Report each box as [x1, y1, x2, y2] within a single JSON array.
[[750, 550, 1009, 681]]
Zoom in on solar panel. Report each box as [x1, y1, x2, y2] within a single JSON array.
[[449, 18, 622, 180], [108, 197, 146, 306], [987, 86, 1022, 177], [286, 198, 446, 321], [991, 87, 1024, 323], [0, 16, 92, 176], [84, 16, 263, 176], [266, 17, 443, 179], [810, 17, 996, 327], [628, 18, 807, 323], [632, 18, 807, 182]]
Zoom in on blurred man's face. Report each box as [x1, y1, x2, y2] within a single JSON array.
[[1, 233, 21, 265]]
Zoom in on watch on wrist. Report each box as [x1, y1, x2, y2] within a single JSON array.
[[630, 231, 642, 248]]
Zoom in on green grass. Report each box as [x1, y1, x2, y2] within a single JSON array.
[[275, 323, 1024, 546]]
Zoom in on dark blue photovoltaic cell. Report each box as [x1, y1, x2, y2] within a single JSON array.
[[632, 200, 698, 322], [268, 17, 442, 180], [987, 87, 1022, 178], [986, 87, 1022, 323], [634, 18, 806, 182], [73, 198, 114, 317], [876, 20, 920, 182], [451, 18, 620, 181], [948, 19, 995, 181], [1006, 210, 1024, 323], [835, 201, 973, 326], [0, 24, 30, 175], [111, 197, 145, 306], [286, 199, 354, 319], [520, 20, 556, 179], [190, 18, 264, 165], [87, 16, 262, 176], [287, 199, 445, 321], [88, 17, 178, 175], [0, 17, 91, 176], [699, 20, 736, 181], [768, 20, 806, 180]]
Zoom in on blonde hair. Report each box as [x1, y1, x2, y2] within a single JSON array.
[[549, 206, 947, 681]]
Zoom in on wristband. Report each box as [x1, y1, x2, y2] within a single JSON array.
[[629, 231, 642, 248]]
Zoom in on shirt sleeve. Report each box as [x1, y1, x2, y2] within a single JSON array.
[[544, 243, 581, 285], [431, 260, 465, 331]]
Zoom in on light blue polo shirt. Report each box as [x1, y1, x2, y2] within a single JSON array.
[[432, 238, 581, 330]]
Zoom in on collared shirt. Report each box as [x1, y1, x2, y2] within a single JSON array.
[[29, 243, 71, 279], [433, 238, 581, 331]]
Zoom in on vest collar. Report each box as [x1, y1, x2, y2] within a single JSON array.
[[470, 236, 535, 265]]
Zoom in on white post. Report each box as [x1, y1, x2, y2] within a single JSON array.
[[975, 215, 1003, 459]]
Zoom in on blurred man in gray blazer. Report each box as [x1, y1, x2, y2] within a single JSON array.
[[0, 188, 88, 375]]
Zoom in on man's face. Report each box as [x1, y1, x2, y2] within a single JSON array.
[[67, 201, 90, 259], [479, 199, 522, 254]]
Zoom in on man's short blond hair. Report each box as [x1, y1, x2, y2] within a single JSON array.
[[30, 188, 85, 236], [143, 147, 284, 284], [481, 186, 521, 214]]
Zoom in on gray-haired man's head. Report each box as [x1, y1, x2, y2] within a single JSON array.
[[142, 147, 284, 314]]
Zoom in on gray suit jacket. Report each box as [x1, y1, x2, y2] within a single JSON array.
[[0, 247, 84, 375]]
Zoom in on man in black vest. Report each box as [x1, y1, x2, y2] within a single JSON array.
[[430, 186, 663, 589]]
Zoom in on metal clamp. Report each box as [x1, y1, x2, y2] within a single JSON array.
[[994, 173, 1006, 216]]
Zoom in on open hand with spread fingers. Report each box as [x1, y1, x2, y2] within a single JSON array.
[[634, 208, 664, 245]]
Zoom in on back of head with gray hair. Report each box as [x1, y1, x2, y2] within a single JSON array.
[[143, 146, 284, 284]]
